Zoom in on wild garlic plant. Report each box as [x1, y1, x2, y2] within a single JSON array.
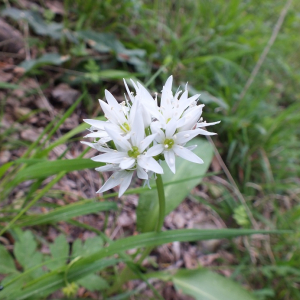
[[82, 75, 220, 198]]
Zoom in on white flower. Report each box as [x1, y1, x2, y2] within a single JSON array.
[[82, 75, 220, 196], [97, 168, 134, 197], [89, 105, 163, 195], [146, 118, 216, 173], [132, 75, 220, 133], [83, 90, 138, 144]]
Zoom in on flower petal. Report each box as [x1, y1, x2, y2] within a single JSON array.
[[97, 172, 123, 194], [186, 144, 197, 151], [137, 166, 148, 180], [83, 119, 107, 129], [119, 157, 135, 169], [176, 129, 204, 144], [173, 145, 203, 164], [164, 150, 176, 174], [119, 171, 134, 196], [146, 144, 164, 157], [165, 118, 177, 138], [139, 133, 157, 152], [161, 75, 173, 108], [91, 152, 125, 163], [131, 102, 145, 145], [84, 131, 109, 138], [123, 79, 134, 102], [81, 141, 114, 152], [138, 155, 163, 174], [95, 164, 119, 172], [197, 121, 221, 128], [105, 126, 132, 150], [105, 90, 121, 110], [196, 128, 217, 136]]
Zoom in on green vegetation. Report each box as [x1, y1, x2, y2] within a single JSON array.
[[0, 0, 299, 299]]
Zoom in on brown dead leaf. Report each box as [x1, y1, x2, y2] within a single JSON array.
[[51, 83, 80, 107], [20, 127, 42, 142], [45, 1, 65, 15], [0, 18, 24, 53], [0, 70, 13, 82], [0, 150, 10, 164]]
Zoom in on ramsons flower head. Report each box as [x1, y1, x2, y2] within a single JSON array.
[[82, 75, 219, 196]]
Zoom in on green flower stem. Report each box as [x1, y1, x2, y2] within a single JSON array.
[[155, 173, 166, 232], [107, 174, 166, 295]]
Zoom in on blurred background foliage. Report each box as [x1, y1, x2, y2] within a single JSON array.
[[1, 0, 300, 299]]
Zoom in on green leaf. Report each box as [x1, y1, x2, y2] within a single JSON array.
[[2, 259, 119, 300], [14, 230, 37, 270], [11, 159, 103, 185], [0, 162, 14, 179], [18, 201, 117, 226], [82, 237, 104, 256], [3, 229, 280, 300], [77, 30, 146, 70], [0, 244, 16, 274], [72, 236, 104, 258], [2, 8, 63, 39], [13, 230, 44, 278], [0, 82, 21, 90], [77, 273, 109, 291], [48, 235, 69, 271], [172, 269, 258, 300], [137, 138, 214, 232], [19, 53, 70, 72]]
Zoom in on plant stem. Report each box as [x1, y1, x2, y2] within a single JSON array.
[[107, 174, 166, 295], [136, 174, 166, 264], [155, 173, 166, 232]]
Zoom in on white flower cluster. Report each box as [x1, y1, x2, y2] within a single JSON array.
[[82, 76, 219, 197]]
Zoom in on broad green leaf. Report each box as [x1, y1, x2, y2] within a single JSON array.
[[82, 237, 104, 256], [48, 235, 69, 271], [19, 53, 70, 72], [2, 8, 63, 39], [18, 201, 116, 226], [0, 244, 16, 274], [72, 236, 104, 258], [11, 159, 103, 185], [25, 252, 44, 278], [14, 230, 37, 270], [13, 230, 44, 278], [4, 229, 279, 300], [0, 273, 24, 299], [173, 269, 258, 300], [77, 30, 146, 70], [77, 273, 109, 291], [77, 31, 113, 53], [137, 138, 214, 232]]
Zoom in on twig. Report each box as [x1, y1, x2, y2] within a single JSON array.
[[234, 0, 293, 110]]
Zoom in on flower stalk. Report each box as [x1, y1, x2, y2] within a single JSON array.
[[155, 174, 165, 232]]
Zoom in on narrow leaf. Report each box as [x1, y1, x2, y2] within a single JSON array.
[[173, 269, 258, 300], [18, 201, 116, 226]]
